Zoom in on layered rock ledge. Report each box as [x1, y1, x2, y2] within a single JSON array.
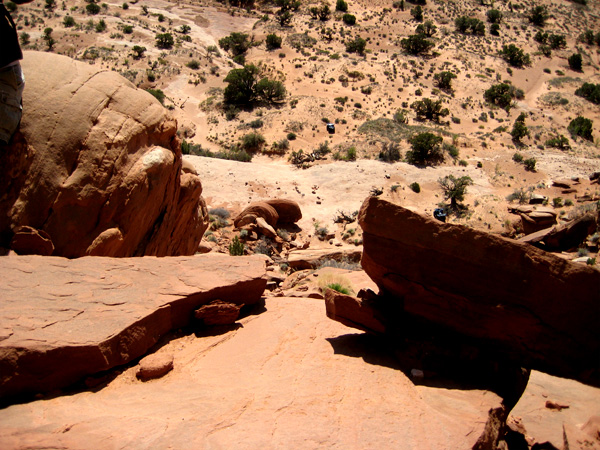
[[328, 197, 600, 386], [0, 254, 267, 400]]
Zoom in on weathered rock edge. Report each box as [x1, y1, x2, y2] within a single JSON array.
[[0, 51, 209, 257], [0, 254, 267, 401], [356, 196, 600, 386]]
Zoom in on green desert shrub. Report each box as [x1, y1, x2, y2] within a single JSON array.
[[406, 132, 444, 166], [568, 116, 593, 141]]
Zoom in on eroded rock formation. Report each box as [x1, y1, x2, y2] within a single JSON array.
[[0, 253, 267, 400], [0, 51, 208, 257], [327, 197, 600, 387]]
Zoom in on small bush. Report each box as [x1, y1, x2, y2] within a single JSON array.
[[63, 15, 76, 27], [483, 83, 524, 110], [249, 119, 264, 129], [409, 182, 421, 193], [523, 158, 537, 171], [507, 188, 531, 204], [336, 0, 348, 12], [575, 83, 600, 105], [146, 88, 166, 105], [434, 71, 456, 90], [266, 33, 282, 50], [378, 142, 401, 162], [512, 152, 524, 163], [487, 9, 502, 23], [400, 34, 434, 55], [342, 13, 356, 25], [345, 36, 366, 54], [545, 135, 570, 150], [411, 98, 449, 122], [208, 207, 230, 219], [410, 5, 423, 21], [568, 53, 582, 71], [499, 44, 530, 67], [455, 16, 485, 35], [528, 5, 549, 27], [86, 3, 100, 14], [240, 132, 266, 152], [229, 236, 245, 256], [568, 116, 593, 141], [406, 132, 444, 166], [186, 60, 201, 70], [155, 33, 174, 49]]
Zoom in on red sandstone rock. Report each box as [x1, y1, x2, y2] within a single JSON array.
[[509, 371, 600, 450], [0, 296, 506, 450], [233, 202, 279, 228], [287, 248, 361, 270], [264, 199, 302, 224], [0, 253, 267, 400], [136, 353, 174, 381], [195, 300, 242, 325], [324, 290, 385, 334], [357, 196, 600, 386], [9, 226, 54, 256], [0, 52, 208, 257]]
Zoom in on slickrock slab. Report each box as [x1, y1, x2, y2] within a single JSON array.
[[0, 254, 267, 400], [0, 297, 503, 450], [287, 248, 362, 270], [509, 371, 600, 449], [357, 197, 600, 386]]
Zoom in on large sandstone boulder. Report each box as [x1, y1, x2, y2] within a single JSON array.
[[0, 51, 208, 257], [351, 197, 600, 386], [0, 253, 267, 400]]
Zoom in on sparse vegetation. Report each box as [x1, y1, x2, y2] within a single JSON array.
[[406, 132, 443, 166], [455, 16, 485, 35], [499, 44, 530, 67], [575, 83, 600, 104], [266, 33, 282, 50], [400, 34, 434, 55], [229, 236, 245, 256], [434, 71, 456, 90], [155, 33, 174, 49], [411, 98, 449, 122], [568, 116, 593, 141], [438, 175, 473, 208], [345, 36, 366, 54], [568, 53, 582, 71]]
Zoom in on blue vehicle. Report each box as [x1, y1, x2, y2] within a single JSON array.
[[433, 208, 447, 222], [326, 123, 335, 134]]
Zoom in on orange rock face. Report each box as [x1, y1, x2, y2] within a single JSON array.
[[0, 253, 267, 400], [0, 52, 208, 257], [357, 196, 600, 386]]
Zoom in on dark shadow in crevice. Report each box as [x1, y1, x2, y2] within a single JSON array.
[[326, 319, 530, 411]]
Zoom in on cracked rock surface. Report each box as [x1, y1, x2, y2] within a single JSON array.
[[0, 295, 503, 450], [0, 254, 267, 399]]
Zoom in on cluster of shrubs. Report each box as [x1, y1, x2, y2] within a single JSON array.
[[575, 83, 600, 105], [579, 30, 600, 46], [455, 16, 485, 35], [223, 65, 286, 106], [484, 83, 524, 110]]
